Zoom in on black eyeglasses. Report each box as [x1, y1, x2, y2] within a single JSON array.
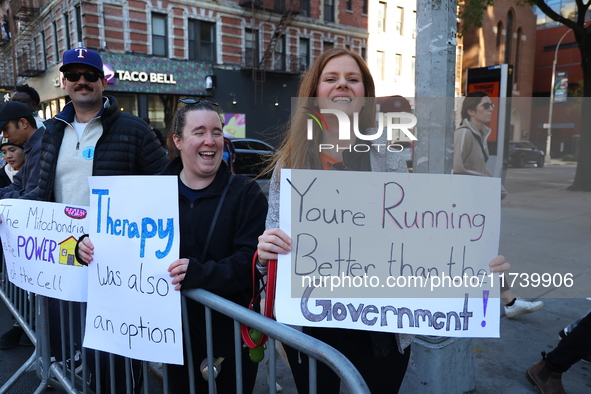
[[179, 98, 219, 106], [479, 103, 495, 110], [63, 70, 103, 83]]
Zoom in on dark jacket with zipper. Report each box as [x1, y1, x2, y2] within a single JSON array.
[[161, 157, 268, 355], [23, 95, 168, 202]]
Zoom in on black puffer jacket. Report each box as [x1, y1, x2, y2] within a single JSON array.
[[24, 96, 168, 201]]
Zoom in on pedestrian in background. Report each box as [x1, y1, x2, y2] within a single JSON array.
[[0, 140, 24, 188], [527, 310, 591, 393], [0, 100, 44, 349], [23, 46, 168, 393], [11, 84, 45, 129], [454, 91, 544, 318], [257, 47, 508, 394]]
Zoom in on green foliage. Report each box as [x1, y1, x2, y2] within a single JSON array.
[[458, 0, 495, 32]]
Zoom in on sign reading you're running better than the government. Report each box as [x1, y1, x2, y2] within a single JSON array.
[[276, 169, 502, 337]]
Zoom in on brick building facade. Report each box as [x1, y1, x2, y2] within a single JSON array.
[[0, 0, 370, 143], [461, 0, 537, 143]]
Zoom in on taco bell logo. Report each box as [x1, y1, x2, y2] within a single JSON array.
[[304, 109, 418, 153]]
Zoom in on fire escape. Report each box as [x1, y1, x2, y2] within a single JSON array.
[[240, 0, 300, 105], [1, 0, 43, 88]]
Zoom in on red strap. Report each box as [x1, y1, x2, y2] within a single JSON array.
[[241, 251, 277, 348]]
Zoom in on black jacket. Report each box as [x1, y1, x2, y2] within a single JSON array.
[[160, 157, 267, 354], [25, 96, 168, 201]]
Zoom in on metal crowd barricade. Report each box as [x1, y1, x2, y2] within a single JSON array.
[[1, 255, 369, 394], [0, 256, 38, 392]]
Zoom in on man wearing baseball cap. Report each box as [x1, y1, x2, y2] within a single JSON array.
[[23, 47, 167, 393], [0, 101, 44, 350], [0, 101, 43, 199]]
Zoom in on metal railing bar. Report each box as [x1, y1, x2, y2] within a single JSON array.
[[233, 320, 243, 394], [182, 288, 370, 393]]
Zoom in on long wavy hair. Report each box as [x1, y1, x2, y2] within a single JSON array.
[[268, 47, 376, 171]]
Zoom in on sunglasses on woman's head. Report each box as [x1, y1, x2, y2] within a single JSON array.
[[479, 103, 495, 110], [63, 70, 103, 83], [178, 98, 220, 106]]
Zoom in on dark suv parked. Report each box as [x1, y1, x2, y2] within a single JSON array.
[[508, 141, 545, 168], [231, 138, 275, 178]]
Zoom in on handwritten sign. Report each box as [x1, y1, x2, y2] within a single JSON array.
[[276, 169, 501, 337], [82, 176, 183, 365], [0, 200, 88, 301]]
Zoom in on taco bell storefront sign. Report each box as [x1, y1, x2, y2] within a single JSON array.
[[114, 70, 176, 84]]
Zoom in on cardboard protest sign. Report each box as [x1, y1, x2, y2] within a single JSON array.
[[83, 176, 183, 364], [0, 200, 88, 301], [276, 169, 501, 337]]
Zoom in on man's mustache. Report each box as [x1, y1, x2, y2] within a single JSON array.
[[74, 85, 93, 92]]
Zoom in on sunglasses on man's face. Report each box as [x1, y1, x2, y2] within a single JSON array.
[[479, 102, 495, 110], [63, 70, 103, 83]]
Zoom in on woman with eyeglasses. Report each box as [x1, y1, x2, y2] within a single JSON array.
[[162, 99, 266, 393], [454, 92, 543, 319], [454, 91, 500, 179]]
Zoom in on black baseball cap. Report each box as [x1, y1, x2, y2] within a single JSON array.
[[0, 138, 24, 150], [0, 101, 34, 130]]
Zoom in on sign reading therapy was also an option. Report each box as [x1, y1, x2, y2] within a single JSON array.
[[83, 176, 183, 365], [276, 169, 502, 338], [0, 199, 88, 301]]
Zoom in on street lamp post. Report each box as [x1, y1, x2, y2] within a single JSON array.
[[544, 29, 572, 163]]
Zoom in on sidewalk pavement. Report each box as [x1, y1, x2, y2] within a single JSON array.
[[2, 163, 589, 393], [471, 163, 591, 394]]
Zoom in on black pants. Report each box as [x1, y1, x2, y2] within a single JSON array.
[[285, 327, 411, 394], [546, 311, 591, 373], [166, 345, 258, 393], [48, 298, 143, 393]]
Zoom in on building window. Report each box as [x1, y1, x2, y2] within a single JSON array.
[[411, 10, 417, 37], [323, 41, 334, 52], [361, 47, 367, 61], [347, 0, 352, 11], [301, 0, 310, 16], [378, 2, 387, 32], [245, 28, 259, 68], [53, 22, 59, 62], [395, 7, 404, 35], [41, 31, 47, 69], [362, 0, 368, 15], [324, 0, 335, 22], [188, 20, 215, 62], [505, 10, 514, 64], [75, 5, 82, 45], [152, 13, 167, 57], [274, 36, 286, 71], [496, 21, 504, 64], [33, 36, 38, 68], [394, 53, 402, 76], [64, 14, 71, 50], [515, 28, 522, 84], [299, 38, 310, 71], [411, 56, 415, 79], [376, 51, 384, 80]]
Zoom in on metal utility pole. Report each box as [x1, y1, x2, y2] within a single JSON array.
[[400, 0, 476, 392], [544, 29, 572, 163], [412, 0, 457, 175]]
